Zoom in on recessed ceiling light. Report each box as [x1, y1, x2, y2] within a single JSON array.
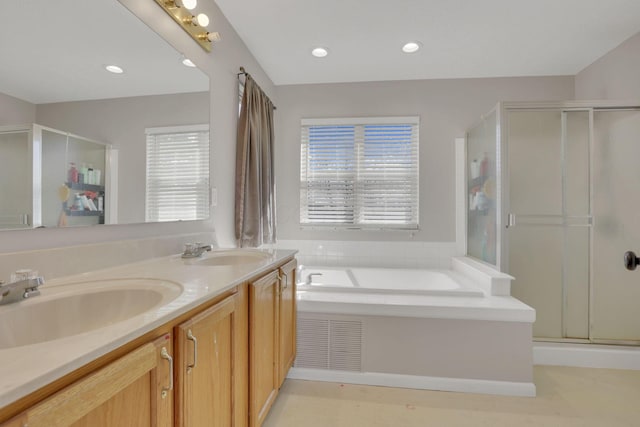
[[402, 41, 422, 54], [311, 47, 329, 58], [105, 65, 124, 74], [182, 58, 196, 67]]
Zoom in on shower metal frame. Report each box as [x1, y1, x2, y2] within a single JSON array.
[[469, 100, 640, 345]]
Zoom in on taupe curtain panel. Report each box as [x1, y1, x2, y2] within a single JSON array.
[[235, 74, 276, 247]]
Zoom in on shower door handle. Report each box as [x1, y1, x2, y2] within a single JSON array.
[[623, 251, 640, 271], [506, 213, 515, 228]]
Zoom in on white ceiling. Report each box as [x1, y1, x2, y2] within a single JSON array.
[[214, 0, 640, 86], [0, 0, 208, 105]]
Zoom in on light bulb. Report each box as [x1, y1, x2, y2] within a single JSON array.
[[196, 13, 209, 27], [182, 58, 196, 67], [181, 0, 197, 10], [206, 31, 221, 42]]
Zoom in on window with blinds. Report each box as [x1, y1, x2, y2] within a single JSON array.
[[300, 117, 419, 229], [145, 125, 210, 222]]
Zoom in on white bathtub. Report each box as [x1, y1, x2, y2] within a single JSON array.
[[297, 266, 485, 297], [291, 261, 537, 397]]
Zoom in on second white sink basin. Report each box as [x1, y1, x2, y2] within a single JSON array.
[[0, 278, 182, 349], [190, 250, 272, 267]]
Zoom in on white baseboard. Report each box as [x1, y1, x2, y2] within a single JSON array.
[[533, 342, 640, 370], [287, 367, 536, 397]]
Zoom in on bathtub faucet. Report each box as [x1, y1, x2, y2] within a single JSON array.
[[306, 273, 323, 285]]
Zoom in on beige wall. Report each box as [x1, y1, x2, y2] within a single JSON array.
[[0, 0, 274, 252], [276, 76, 574, 242], [0, 92, 35, 125], [575, 31, 640, 100]]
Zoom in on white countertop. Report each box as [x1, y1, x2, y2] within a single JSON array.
[[0, 249, 297, 409]]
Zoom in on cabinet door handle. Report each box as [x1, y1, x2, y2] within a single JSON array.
[[160, 347, 173, 398], [280, 271, 288, 289], [186, 329, 198, 372]]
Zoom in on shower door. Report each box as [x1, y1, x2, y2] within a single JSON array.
[[591, 109, 640, 342], [506, 109, 590, 340], [507, 106, 640, 343]]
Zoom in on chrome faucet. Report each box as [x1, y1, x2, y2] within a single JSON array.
[[181, 242, 213, 258], [0, 275, 44, 305], [306, 273, 323, 285]]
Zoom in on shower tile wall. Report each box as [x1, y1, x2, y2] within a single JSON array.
[[276, 240, 458, 269]]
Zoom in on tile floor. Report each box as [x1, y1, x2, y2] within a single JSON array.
[[263, 366, 640, 426]]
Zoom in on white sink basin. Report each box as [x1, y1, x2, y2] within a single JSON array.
[[190, 250, 272, 267], [0, 278, 182, 349]]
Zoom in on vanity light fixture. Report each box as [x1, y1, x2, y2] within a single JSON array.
[[402, 41, 422, 53], [311, 47, 329, 58], [105, 65, 124, 74], [154, 0, 219, 52]]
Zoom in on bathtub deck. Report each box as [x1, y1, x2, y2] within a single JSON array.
[[297, 290, 535, 322]]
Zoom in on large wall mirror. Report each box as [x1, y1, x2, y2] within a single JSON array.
[[0, 0, 210, 230]]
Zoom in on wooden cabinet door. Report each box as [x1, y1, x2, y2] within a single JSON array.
[[249, 270, 280, 427], [21, 334, 173, 427], [278, 259, 297, 387], [176, 294, 237, 427], [0, 413, 27, 427]]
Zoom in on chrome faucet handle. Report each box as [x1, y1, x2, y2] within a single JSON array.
[[23, 288, 41, 299], [0, 276, 44, 305]]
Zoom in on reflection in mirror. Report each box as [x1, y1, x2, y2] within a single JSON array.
[[0, 0, 210, 231], [0, 129, 31, 229], [0, 124, 112, 229]]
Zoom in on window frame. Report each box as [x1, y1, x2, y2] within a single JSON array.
[[300, 116, 420, 231], [145, 124, 210, 223]]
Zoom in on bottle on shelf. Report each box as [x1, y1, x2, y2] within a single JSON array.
[[72, 193, 83, 210], [67, 163, 78, 184], [87, 164, 94, 185], [479, 152, 489, 177], [79, 163, 88, 184]]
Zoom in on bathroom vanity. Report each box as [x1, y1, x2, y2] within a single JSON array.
[[0, 249, 297, 427]]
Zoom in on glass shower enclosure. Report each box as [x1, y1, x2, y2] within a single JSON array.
[[0, 124, 111, 229], [467, 101, 640, 344]]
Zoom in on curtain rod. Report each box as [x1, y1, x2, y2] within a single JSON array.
[[237, 66, 248, 78], [237, 66, 277, 110]]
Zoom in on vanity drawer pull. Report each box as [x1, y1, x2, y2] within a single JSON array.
[[186, 329, 198, 372], [160, 347, 173, 399]]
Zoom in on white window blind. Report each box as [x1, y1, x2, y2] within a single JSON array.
[[300, 117, 419, 229], [145, 125, 210, 222]]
